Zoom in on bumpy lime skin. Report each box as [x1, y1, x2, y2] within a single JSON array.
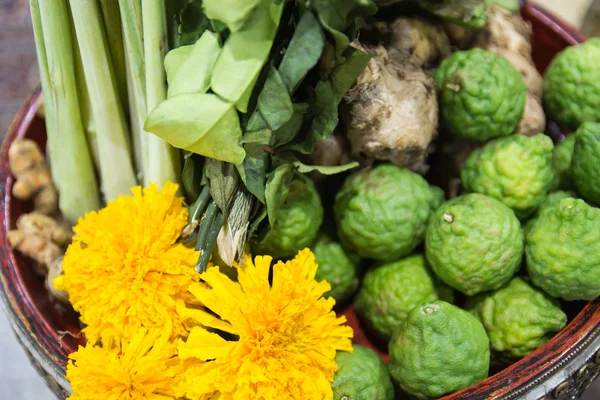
[[544, 39, 600, 129], [550, 135, 576, 191], [425, 194, 524, 296], [355, 254, 439, 340], [332, 346, 394, 400], [526, 197, 600, 301], [461, 134, 554, 219], [573, 122, 600, 205], [466, 278, 567, 359], [253, 178, 323, 259], [388, 301, 490, 400], [313, 234, 361, 303], [434, 48, 526, 142], [335, 165, 443, 261], [524, 190, 577, 235]]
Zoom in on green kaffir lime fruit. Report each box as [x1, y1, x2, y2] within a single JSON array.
[[523, 190, 577, 235], [550, 135, 576, 191], [461, 134, 554, 219], [573, 122, 600, 205], [526, 197, 600, 300], [465, 278, 567, 359], [335, 164, 443, 261], [425, 194, 524, 296], [544, 38, 600, 129], [332, 346, 394, 400], [388, 301, 490, 399], [434, 48, 526, 142], [355, 254, 439, 340], [313, 233, 362, 303], [253, 177, 323, 259]]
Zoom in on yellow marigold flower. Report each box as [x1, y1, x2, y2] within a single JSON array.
[[175, 248, 354, 400], [55, 182, 200, 344], [66, 327, 182, 400]]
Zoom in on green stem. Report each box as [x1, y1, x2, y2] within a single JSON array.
[[188, 185, 211, 224], [99, 0, 129, 111], [142, 0, 182, 187], [70, 13, 100, 173], [196, 205, 225, 273], [69, 0, 138, 201], [33, 0, 101, 223], [120, 0, 146, 178]]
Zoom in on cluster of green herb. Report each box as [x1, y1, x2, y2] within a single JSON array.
[[143, 0, 379, 271]]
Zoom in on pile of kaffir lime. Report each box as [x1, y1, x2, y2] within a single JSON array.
[[247, 5, 600, 400]]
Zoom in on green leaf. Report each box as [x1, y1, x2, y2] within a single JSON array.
[[294, 160, 359, 174], [178, 0, 213, 47], [289, 47, 371, 153], [166, 0, 188, 49], [272, 105, 306, 148], [203, 0, 266, 32], [330, 47, 372, 102], [248, 202, 268, 241], [241, 129, 272, 144], [182, 153, 204, 200], [486, 0, 519, 12], [165, 31, 221, 98], [210, 1, 284, 111], [257, 66, 294, 130], [265, 163, 294, 228], [310, 0, 378, 60], [240, 126, 272, 203], [242, 143, 270, 203], [418, 0, 489, 28], [145, 93, 246, 165], [292, 81, 339, 154], [246, 109, 269, 131], [204, 158, 240, 215], [278, 12, 325, 92]]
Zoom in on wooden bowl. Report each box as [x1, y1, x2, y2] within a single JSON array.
[[1, 3, 599, 399]]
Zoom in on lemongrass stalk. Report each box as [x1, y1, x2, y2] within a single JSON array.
[[120, 0, 147, 181], [33, 0, 101, 223], [69, 0, 138, 201], [70, 14, 100, 172], [142, 0, 182, 187], [99, 0, 129, 111]]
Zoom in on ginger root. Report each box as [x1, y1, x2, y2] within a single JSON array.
[[342, 43, 438, 174], [9, 138, 58, 215], [8, 212, 71, 278], [45, 257, 69, 304], [361, 18, 451, 68]]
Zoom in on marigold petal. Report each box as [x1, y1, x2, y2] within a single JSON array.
[[178, 327, 236, 361]]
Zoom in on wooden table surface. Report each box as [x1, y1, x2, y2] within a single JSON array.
[[0, 0, 599, 399]]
